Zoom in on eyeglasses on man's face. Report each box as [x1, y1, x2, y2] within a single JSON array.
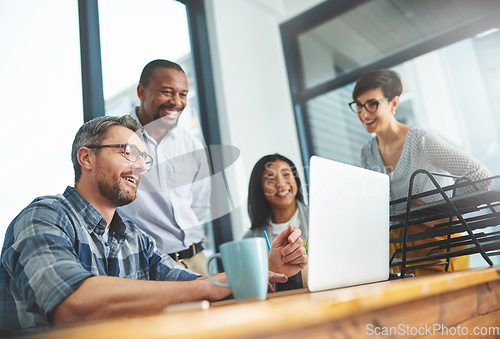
[[86, 144, 153, 171], [348, 98, 388, 114]]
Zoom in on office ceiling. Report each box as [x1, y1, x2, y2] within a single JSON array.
[[299, 0, 500, 75]]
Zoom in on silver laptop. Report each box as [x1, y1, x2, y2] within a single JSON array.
[[307, 156, 390, 292]]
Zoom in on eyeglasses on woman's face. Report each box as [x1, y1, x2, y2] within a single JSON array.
[[348, 97, 388, 114]]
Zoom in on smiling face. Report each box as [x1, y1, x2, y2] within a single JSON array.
[[93, 125, 148, 207], [137, 67, 188, 130], [355, 87, 399, 134], [261, 160, 298, 212]]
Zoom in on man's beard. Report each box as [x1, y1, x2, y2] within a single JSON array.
[[98, 178, 135, 207]]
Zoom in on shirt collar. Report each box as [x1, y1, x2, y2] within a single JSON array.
[[63, 186, 125, 237], [130, 107, 148, 139], [130, 106, 141, 123], [130, 107, 156, 145]]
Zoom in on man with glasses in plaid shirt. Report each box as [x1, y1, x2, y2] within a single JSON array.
[[0, 115, 288, 333]]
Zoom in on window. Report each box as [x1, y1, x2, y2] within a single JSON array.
[[0, 1, 83, 245], [305, 34, 500, 173], [98, 0, 224, 253], [282, 0, 500, 172], [98, 0, 203, 141], [282, 0, 500, 267]]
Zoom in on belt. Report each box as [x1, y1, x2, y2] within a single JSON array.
[[168, 242, 204, 261]]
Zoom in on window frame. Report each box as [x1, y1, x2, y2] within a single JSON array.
[[78, 0, 233, 250], [280, 0, 500, 181]]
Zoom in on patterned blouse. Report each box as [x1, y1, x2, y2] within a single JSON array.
[[361, 127, 492, 213]]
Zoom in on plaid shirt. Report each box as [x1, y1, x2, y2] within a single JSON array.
[[0, 186, 199, 332]]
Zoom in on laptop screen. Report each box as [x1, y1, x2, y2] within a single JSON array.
[[307, 156, 390, 292]]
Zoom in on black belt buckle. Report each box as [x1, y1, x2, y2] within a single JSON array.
[[169, 242, 203, 261]]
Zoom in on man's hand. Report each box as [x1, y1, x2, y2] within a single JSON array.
[[198, 273, 232, 301], [268, 225, 308, 277]]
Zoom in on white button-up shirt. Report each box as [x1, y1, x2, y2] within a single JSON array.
[[118, 109, 211, 254]]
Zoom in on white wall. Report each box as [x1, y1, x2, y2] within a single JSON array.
[[205, 0, 324, 239]]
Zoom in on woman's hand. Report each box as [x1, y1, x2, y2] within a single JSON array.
[[268, 225, 308, 277]]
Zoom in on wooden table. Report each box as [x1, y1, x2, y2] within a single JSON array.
[[26, 267, 500, 339]]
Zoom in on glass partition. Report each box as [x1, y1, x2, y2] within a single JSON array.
[[298, 0, 500, 90], [305, 33, 500, 177], [283, 0, 500, 267]]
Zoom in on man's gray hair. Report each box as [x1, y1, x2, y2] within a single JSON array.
[[71, 115, 142, 184]]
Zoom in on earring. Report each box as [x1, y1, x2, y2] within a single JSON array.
[[392, 111, 396, 115]]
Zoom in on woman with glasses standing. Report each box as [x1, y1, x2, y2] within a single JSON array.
[[350, 69, 492, 276]]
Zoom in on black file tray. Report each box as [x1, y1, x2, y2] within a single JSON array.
[[389, 170, 500, 278]]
